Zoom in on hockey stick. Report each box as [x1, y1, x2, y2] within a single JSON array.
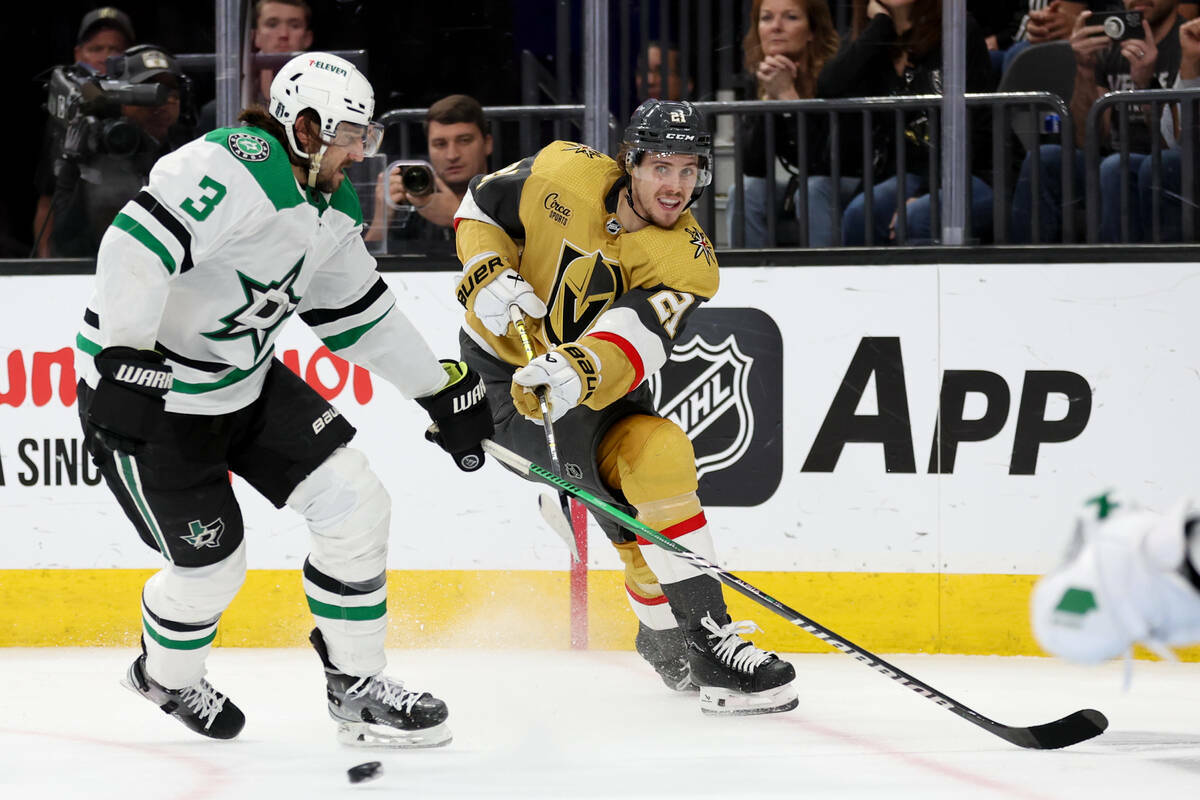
[[507, 306, 588, 648], [508, 307, 573, 537], [480, 438, 1109, 750]]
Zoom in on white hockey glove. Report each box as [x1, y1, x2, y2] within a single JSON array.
[[472, 268, 547, 336], [511, 343, 601, 424]]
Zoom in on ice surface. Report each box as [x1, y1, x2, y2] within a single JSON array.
[[1, 648, 1198, 799]]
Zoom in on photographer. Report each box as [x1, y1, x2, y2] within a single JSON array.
[[1011, 0, 1184, 242], [33, 7, 136, 257], [49, 45, 194, 258], [364, 94, 492, 250]]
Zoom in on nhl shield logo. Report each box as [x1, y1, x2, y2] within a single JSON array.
[[648, 334, 754, 479]]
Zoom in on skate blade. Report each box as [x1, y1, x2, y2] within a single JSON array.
[[336, 721, 452, 749], [698, 683, 798, 716]]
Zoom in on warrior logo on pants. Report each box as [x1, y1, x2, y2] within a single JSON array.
[[183, 518, 226, 549]]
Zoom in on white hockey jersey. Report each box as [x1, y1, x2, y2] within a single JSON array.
[[76, 125, 446, 414]]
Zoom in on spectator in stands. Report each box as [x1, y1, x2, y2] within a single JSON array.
[[635, 41, 690, 101], [364, 94, 492, 250], [1001, 1, 1087, 74], [1010, 0, 1183, 243], [34, 7, 136, 257], [198, 0, 313, 132], [819, 0, 996, 245], [727, 0, 841, 247], [1136, 15, 1200, 240], [49, 46, 193, 257], [967, 0, 1028, 77]]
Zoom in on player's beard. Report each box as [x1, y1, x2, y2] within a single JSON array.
[[315, 160, 346, 194]]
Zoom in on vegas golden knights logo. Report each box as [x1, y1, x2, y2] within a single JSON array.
[[546, 239, 625, 345]]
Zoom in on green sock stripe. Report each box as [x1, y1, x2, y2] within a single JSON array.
[[306, 596, 387, 621], [117, 453, 172, 562], [143, 616, 217, 650]]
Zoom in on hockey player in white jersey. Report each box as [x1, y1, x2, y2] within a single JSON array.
[[75, 53, 492, 748], [1031, 494, 1200, 664]]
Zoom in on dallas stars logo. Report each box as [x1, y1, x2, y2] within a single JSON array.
[[203, 257, 304, 357], [228, 132, 271, 162], [182, 518, 225, 549], [686, 225, 715, 266], [562, 142, 602, 159]]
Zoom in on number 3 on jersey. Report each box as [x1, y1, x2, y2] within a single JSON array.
[[181, 175, 228, 222], [648, 290, 694, 338]]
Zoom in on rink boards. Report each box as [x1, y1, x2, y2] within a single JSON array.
[[2, 264, 1198, 659]]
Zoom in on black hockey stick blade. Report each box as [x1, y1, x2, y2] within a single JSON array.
[[981, 708, 1108, 750], [481, 438, 1109, 750]]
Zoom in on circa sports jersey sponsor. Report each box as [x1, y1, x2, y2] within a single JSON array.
[[650, 307, 783, 506], [227, 132, 271, 162], [544, 193, 573, 226]]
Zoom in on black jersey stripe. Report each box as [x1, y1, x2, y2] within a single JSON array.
[[155, 341, 231, 373], [303, 557, 386, 596], [298, 277, 389, 327], [132, 191, 194, 274], [141, 593, 218, 632], [83, 308, 99, 328]]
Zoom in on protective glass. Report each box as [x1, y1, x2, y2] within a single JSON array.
[[330, 121, 384, 156]]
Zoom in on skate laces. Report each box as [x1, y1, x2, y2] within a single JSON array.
[[347, 675, 422, 714], [700, 614, 776, 673], [177, 680, 227, 729]]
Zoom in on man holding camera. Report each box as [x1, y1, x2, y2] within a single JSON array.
[[33, 7, 137, 257], [1011, 0, 1184, 242], [365, 94, 492, 249], [49, 45, 192, 257]]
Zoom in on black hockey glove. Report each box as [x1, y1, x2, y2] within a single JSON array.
[[417, 359, 493, 472], [85, 347, 173, 456]]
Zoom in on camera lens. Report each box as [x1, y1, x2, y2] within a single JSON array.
[[102, 118, 141, 156], [1103, 17, 1125, 39], [401, 165, 434, 197]]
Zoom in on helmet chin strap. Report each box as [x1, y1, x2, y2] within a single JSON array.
[[306, 144, 328, 189], [624, 180, 656, 227]]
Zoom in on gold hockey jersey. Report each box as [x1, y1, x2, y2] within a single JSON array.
[[453, 140, 718, 411]]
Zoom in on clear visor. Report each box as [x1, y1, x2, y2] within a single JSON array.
[[630, 151, 712, 188], [330, 121, 385, 157]]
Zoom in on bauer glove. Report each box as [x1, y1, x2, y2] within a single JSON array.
[[417, 359, 493, 472], [511, 343, 601, 424], [459, 264, 547, 337], [85, 347, 173, 456]]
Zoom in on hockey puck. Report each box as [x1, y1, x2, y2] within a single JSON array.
[[347, 761, 383, 784]]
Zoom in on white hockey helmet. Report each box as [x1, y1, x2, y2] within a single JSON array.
[[268, 52, 383, 160]]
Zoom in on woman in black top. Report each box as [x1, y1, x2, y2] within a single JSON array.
[[728, 0, 840, 247], [817, 0, 997, 244]]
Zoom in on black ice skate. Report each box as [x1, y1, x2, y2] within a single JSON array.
[[635, 622, 697, 692], [120, 653, 245, 739], [685, 614, 798, 716], [310, 628, 451, 748]]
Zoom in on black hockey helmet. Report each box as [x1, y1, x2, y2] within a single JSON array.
[[621, 99, 713, 194]]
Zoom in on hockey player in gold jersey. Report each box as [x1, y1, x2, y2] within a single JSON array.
[[452, 100, 797, 715]]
